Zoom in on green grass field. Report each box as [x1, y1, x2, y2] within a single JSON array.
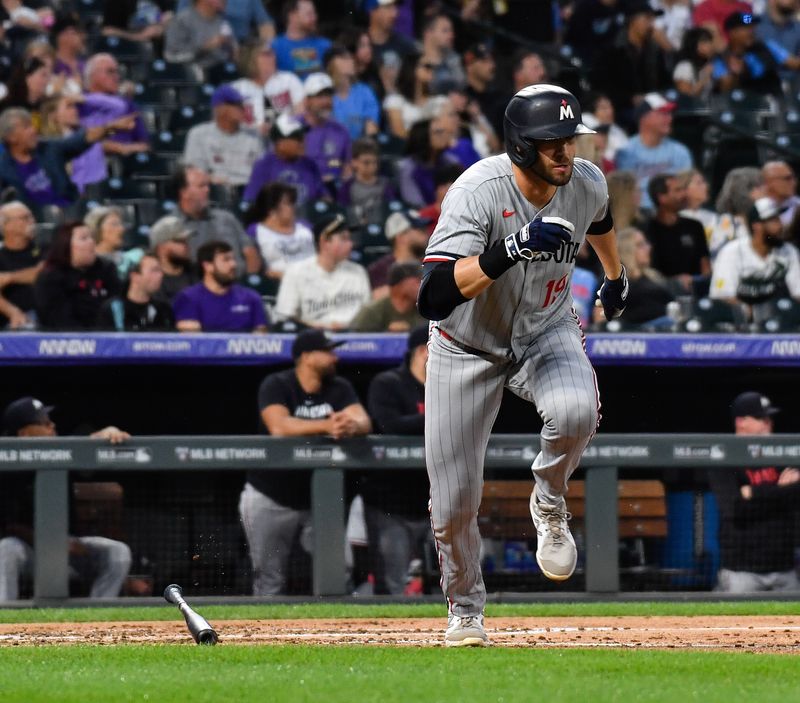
[[0, 602, 798, 703], [1, 599, 798, 623]]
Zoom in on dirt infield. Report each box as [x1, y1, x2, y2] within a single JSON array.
[[1, 616, 800, 650]]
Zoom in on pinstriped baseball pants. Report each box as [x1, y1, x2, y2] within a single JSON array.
[[425, 316, 600, 617]]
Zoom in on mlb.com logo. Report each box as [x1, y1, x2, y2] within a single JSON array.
[[38, 339, 97, 356]]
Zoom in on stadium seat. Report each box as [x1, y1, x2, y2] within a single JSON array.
[[209, 183, 244, 211], [167, 105, 212, 133], [90, 35, 153, 64], [38, 205, 65, 225], [376, 132, 407, 157], [204, 61, 240, 86], [134, 84, 179, 109], [683, 297, 743, 333], [593, 318, 642, 333], [148, 60, 204, 86], [74, 0, 103, 20], [136, 106, 159, 135], [760, 298, 800, 332], [722, 89, 775, 113], [101, 178, 159, 201], [122, 152, 175, 179], [243, 273, 280, 297], [152, 130, 187, 155], [177, 84, 213, 107]]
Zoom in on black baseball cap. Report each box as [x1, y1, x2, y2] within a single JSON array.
[[291, 329, 345, 359], [50, 13, 83, 41], [731, 392, 780, 419], [2, 397, 54, 435], [464, 43, 493, 62], [623, 0, 664, 17], [724, 12, 760, 31], [313, 213, 349, 244]]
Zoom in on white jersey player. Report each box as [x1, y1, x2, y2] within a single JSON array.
[[417, 85, 628, 647], [710, 196, 800, 313]]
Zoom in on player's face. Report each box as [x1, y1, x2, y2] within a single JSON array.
[[736, 415, 773, 435], [664, 178, 687, 210], [687, 172, 709, 206], [274, 195, 296, 225], [325, 230, 353, 262], [531, 136, 576, 186], [760, 218, 785, 248], [210, 251, 238, 285], [308, 349, 337, 378]]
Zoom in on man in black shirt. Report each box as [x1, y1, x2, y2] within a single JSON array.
[[590, 1, 672, 129], [646, 173, 711, 294], [239, 329, 372, 595], [0, 397, 132, 601], [98, 253, 174, 331], [0, 201, 41, 329], [463, 43, 506, 142], [709, 392, 800, 593], [363, 325, 431, 594], [713, 12, 799, 97], [366, 0, 415, 72], [149, 215, 196, 303]]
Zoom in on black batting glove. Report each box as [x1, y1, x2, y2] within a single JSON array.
[[596, 265, 629, 321], [504, 217, 574, 262]]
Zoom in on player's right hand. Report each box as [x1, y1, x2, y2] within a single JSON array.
[[504, 217, 574, 262]]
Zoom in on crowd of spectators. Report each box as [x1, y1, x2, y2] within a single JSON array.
[[0, 0, 798, 334]]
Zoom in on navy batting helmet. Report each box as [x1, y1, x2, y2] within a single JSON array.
[[504, 84, 595, 169]]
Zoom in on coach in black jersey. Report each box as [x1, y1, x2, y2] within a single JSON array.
[[239, 329, 371, 595]]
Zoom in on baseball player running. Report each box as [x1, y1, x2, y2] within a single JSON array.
[[417, 85, 628, 647]]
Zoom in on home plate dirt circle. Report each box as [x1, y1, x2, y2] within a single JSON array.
[[1, 617, 799, 651]]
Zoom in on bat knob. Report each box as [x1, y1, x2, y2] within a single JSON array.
[[197, 629, 219, 646], [163, 584, 183, 602]]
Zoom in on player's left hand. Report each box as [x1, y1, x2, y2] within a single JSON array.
[[596, 265, 629, 321]]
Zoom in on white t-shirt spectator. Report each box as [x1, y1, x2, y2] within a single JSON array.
[[275, 256, 371, 328], [255, 222, 314, 276], [232, 73, 303, 126], [710, 238, 800, 300], [653, 0, 691, 50], [707, 213, 750, 261], [265, 73, 304, 116]]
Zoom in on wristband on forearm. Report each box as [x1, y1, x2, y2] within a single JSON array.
[[478, 242, 516, 280]]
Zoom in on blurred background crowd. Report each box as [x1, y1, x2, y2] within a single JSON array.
[[0, 0, 799, 334]]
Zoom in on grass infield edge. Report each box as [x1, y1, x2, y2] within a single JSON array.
[[0, 600, 799, 623]]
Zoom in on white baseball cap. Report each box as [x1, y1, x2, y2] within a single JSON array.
[[385, 210, 429, 240], [304, 72, 334, 97]]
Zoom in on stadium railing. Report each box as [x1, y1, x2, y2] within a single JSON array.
[[3, 433, 799, 604]]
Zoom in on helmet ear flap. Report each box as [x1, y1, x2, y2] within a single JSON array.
[[509, 138, 538, 169]]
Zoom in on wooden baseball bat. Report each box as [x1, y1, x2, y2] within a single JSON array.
[[163, 584, 218, 645]]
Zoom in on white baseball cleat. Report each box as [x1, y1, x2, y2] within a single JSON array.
[[444, 613, 489, 647], [530, 485, 577, 581]]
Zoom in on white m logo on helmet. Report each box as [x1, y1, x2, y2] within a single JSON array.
[[559, 103, 574, 120]]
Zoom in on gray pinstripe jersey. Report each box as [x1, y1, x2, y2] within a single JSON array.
[[423, 154, 608, 359]]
